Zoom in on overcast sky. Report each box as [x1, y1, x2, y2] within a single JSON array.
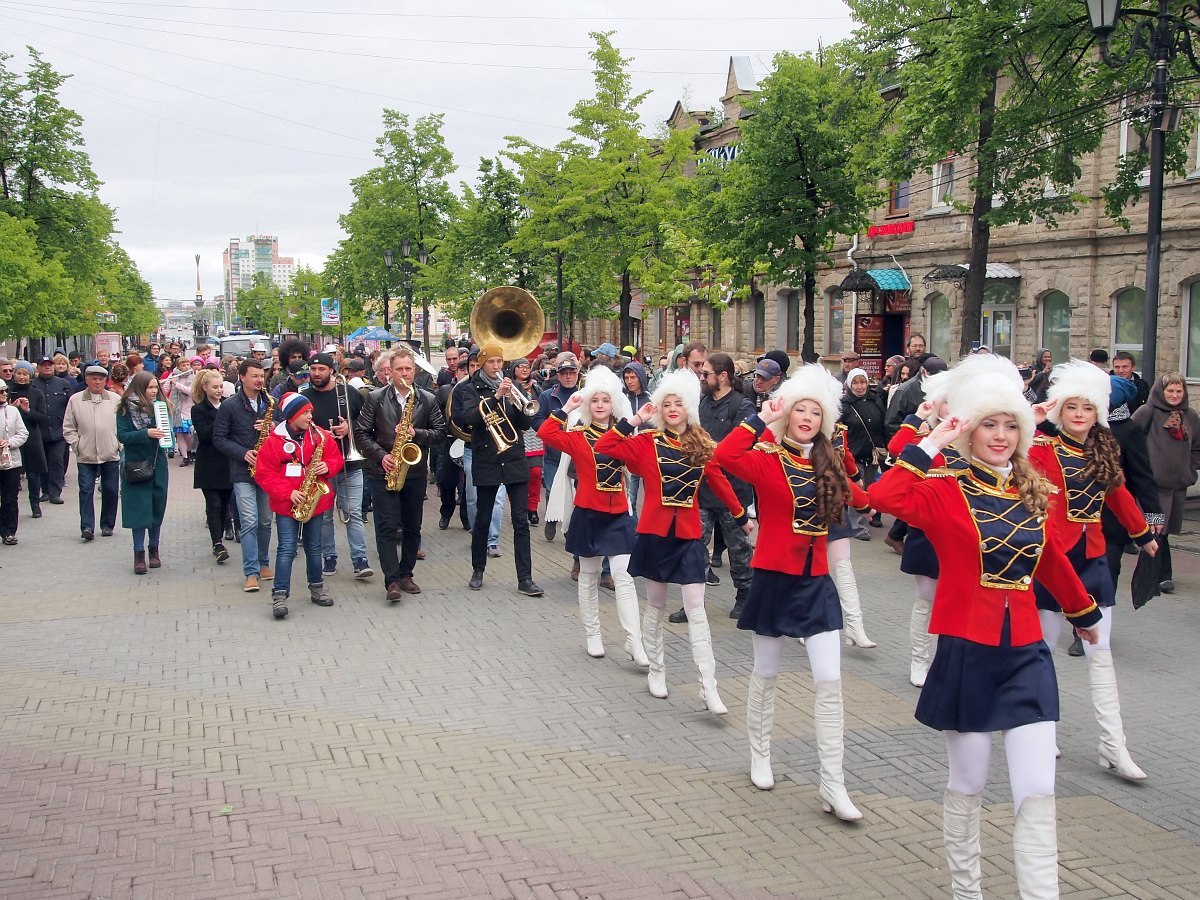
[[0, 0, 855, 306]]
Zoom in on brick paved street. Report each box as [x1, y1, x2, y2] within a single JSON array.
[[3, 456, 1200, 898]]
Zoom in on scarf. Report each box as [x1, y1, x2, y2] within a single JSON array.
[[477, 368, 502, 391], [126, 393, 154, 430]]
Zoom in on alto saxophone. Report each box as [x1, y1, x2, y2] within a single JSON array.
[[385, 379, 424, 492], [248, 392, 275, 477], [291, 431, 330, 523]]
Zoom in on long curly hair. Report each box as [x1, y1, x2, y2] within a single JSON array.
[[1010, 454, 1052, 516], [1079, 424, 1125, 488], [809, 432, 848, 527], [678, 422, 714, 467]]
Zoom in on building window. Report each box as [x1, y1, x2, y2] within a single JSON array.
[[928, 293, 951, 357], [710, 305, 723, 350], [784, 291, 801, 353], [656, 307, 667, 346], [887, 180, 910, 215], [1118, 98, 1152, 188], [826, 289, 845, 354], [1040, 291, 1071, 365], [931, 156, 956, 207], [1113, 287, 1145, 356], [751, 291, 766, 350], [981, 283, 1016, 360], [1187, 283, 1200, 379]]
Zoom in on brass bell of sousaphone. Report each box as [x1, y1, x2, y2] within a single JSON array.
[[472, 286, 545, 451]]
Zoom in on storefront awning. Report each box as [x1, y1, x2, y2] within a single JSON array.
[[838, 267, 911, 292], [922, 262, 1021, 283], [839, 269, 878, 292]]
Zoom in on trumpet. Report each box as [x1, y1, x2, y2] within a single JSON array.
[[331, 373, 364, 524], [506, 380, 539, 416]]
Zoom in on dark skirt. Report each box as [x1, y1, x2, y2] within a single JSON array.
[[1035, 540, 1115, 610], [628, 525, 707, 585], [827, 518, 854, 542], [565, 506, 636, 558], [737, 565, 843, 639], [915, 612, 1059, 732], [900, 526, 939, 578]]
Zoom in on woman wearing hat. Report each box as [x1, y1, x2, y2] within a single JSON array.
[[715, 366, 870, 820], [595, 369, 748, 714], [1031, 361, 1157, 782], [540, 366, 647, 666], [870, 354, 1102, 899], [116, 372, 171, 574]]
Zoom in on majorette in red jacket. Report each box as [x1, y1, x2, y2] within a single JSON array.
[[888, 413, 969, 473], [1028, 433, 1151, 559], [870, 443, 1101, 646], [759, 420, 859, 479], [537, 413, 629, 514], [594, 419, 744, 539], [254, 421, 345, 519], [716, 415, 870, 576]]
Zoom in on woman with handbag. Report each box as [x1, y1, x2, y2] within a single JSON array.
[[116, 372, 171, 575]]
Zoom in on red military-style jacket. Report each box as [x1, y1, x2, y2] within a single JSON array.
[[760, 421, 860, 479], [537, 413, 629, 515], [888, 413, 969, 473], [1028, 433, 1151, 559], [716, 416, 870, 576], [595, 419, 745, 539], [870, 443, 1101, 646]]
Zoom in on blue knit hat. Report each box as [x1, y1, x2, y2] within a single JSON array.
[[278, 391, 312, 423]]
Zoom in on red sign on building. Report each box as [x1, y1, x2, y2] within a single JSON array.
[[867, 221, 915, 238]]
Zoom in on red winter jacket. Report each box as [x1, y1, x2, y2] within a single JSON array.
[[254, 422, 345, 519]]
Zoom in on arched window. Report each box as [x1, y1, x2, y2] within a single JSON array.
[[751, 291, 766, 350], [826, 288, 845, 355], [1040, 291, 1070, 364], [927, 293, 951, 357], [1114, 287, 1145, 355]]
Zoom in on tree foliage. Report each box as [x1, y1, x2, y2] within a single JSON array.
[[235, 272, 285, 334]]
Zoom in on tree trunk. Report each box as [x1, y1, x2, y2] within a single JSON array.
[[959, 70, 998, 359], [619, 270, 632, 348], [802, 267, 817, 362]]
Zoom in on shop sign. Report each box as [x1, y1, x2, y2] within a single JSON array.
[[705, 144, 741, 163], [855, 316, 885, 357], [867, 221, 915, 238]]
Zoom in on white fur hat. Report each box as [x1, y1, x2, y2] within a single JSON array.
[[649, 368, 702, 430], [944, 355, 1036, 456], [1045, 359, 1111, 428], [572, 365, 632, 427], [767, 364, 844, 442]]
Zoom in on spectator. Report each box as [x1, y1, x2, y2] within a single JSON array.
[[885, 354, 949, 440], [143, 343, 161, 374], [35, 355, 72, 504], [1111, 351, 1150, 413], [8, 361, 48, 518], [836, 350, 861, 384], [116, 372, 172, 575], [840, 367, 887, 536], [0, 376, 29, 544], [62, 365, 122, 541]]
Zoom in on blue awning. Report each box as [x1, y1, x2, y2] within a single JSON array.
[[866, 268, 910, 291]]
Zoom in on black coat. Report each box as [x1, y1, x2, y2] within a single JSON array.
[[33, 373, 72, 441], [699, 387, 755, 509], [191, 398, 233, 491], [354, 384, 445, 480], [841, 388, 887, 466], [8, 381, 48, 474], [452, 371, 531, 485], [884, 376, 924, 440], [1102, 416, 1162, 540]]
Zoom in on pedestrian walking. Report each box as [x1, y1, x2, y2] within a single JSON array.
[[0, 378, 30, 544], [191, 369, 233, 565], [8, 361, 49, 519], [116, 373, 171, 574], [62, 365, 122, 541], [34, 355, 73, 504]]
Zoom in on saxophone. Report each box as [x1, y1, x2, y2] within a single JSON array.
[[291, 431, 330, 522], [247, 392, 275, 477], [385, 379, 424, 492]]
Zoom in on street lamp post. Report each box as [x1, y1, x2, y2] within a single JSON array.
[[382, 248, 394, 349], [401, 238, 414, 343], [417, 243, 430, 359], [1085, 0, 1200, 384]]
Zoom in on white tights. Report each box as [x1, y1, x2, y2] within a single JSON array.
[[945, 722, 1057, 811], [1039, 605, 1113, 654], [579, 554, 631, 579], [827, 537, 850, 565], [914, 574, 937, 603], [644, 579, 705, 611], [752, 630, 841, 683]]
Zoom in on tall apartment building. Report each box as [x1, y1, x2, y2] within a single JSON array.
[[222, 235, 297, 302]]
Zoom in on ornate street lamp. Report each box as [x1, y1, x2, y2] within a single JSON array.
[[382, 248, 395, 348], [400, 238, 414, 343], [417, 242, 430, 359]]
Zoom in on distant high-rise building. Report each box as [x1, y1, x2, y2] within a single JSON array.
[[222, 235, 297, 302]]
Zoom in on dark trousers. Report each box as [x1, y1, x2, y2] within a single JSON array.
[[0, 467, 20, 536], [473, 480, 531, 580], [44, 438, 67, 497], [371, 475, 425, 583], [1159, 533, 1173, 581], [437, 451, 461, 520], [77, 460, 119, 533], [26, 470, 44, 510], [202, 488, 233, 546]]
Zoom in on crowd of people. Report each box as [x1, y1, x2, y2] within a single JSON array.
[[0, 326, 1195, 898]]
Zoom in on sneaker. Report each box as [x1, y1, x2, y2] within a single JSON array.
[[213, 543, 230, 564], [854, 531, 871, 542], [323, 556, 337, 576], [244, 575, 260, 593], [711, 553, 724, 568], [868, 513, 884, 528], [308, 582, 335, 607], [1067, 633, 1085, 657], [1160, 579, 1175, 594], [353, 559, 374, 579], [487, 546, 502, 558], [705, 567, 720, 586], [271, 592, 289, 619], [469, 570, 484, 591], [544, 520, 557, 541], [517, 579, 544, 597], [668, 607, 688, 624], [48, 496, 64, 505], [224, 525, 237, 543], [528, 511, 539, 525], [100, 527, 114, 537]]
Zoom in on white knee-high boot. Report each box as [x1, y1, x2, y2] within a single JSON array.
[[577, 569, 604, 658], [642, 605, 668, 698], [613, 570, 649, 667], [687, 606, 727, 715], [910, 598, 934, 687], [942, 790, 983, 899], [831, 558, 876, 649], [814, 679, 862, 821], [1090, 648, 1147, 781], [1012, 794, 1059, 899], [746, 672, 776, 790]]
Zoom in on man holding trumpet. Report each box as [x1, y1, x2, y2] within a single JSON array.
[[355, 346, 445, 602]]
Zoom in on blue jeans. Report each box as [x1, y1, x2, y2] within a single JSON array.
[[463, 446, 504, 548], [77, 460, 119, 533], [320, 466, 368, 564], [132, 524, 162, 552], [232, 481, 273, 577], [273, 515, 324, 595]]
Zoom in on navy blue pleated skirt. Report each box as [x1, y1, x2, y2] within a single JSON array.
[[628, 522, 707, 585], [915, 612, 1059, 733], [565, 507, 636, 558], [1034, 540, 1115, 610], [900, 526, 940, 578], [827, 518, 854, 542], [737, 564, 843, 639]]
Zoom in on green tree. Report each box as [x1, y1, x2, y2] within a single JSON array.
[[285, 266, 327, 336], [100, 244, 157, 338], [701, 48, 883, 361], [848, 0, 1193, 356], [0, 211, 72, 340], [235, 272, 285, 335]]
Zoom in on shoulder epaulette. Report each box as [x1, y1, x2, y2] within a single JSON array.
[[1033, 434, 1055, 446], [755, 441, 783, 454]]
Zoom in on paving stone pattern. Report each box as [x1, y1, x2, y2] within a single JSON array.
[[2, 454, 1200, 898]]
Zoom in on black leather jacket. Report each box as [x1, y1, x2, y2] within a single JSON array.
[[354, 384, 445, 481]]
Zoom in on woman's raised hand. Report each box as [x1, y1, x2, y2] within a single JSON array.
[[927, 415, 971, 450], [562, 392, 583, 413], [635, 402, 656, 423], [1031, 399, 1057, 425], [758, 396, 786, 425]]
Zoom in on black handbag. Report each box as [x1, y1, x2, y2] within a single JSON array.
[[123, 456, 156, 484]]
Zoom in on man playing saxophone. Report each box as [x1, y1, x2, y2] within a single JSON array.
[[253, 392, 344, 620], [355, 346, 445, 602]]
